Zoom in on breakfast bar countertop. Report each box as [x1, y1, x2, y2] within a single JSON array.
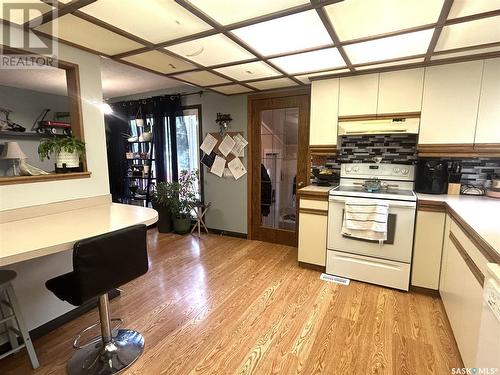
[[417, 193, 500, 260], [0, 203, 158, 266]]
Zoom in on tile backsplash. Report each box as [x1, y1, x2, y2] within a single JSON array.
[[338, 134, 418, 164], [310, 133, 500, 187], [435, 157, 500, 187]]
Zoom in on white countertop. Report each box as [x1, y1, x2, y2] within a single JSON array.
[[0, 203, 158, 266], [298, 185, 335, 194], [417, 193, 500, 258]]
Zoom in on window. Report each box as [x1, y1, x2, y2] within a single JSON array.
[[165, 105, 202, 200], [127, 105, 202, 201]]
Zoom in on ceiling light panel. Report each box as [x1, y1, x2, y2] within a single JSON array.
[[78, 0, 212, 44], [344, 29, 434, 65], [214, 61, 280, 81], [188, 0, 309, 26], [448, 0, 500, 19], [0, 0, 52, 25], [211, 84, 253, 95], [174, 71, 230, 86], [35, 15, 143, 55], [295, 68, 351, 83], [121, 51, 196, 74], [270, 48, 345, 74], [324, 0, 443, 42], [355, 58, 424, 71], [248, 78, 298, 90], [231, 10, 332, 56], [432, 46, 500, 60], [435, 16, 500, 52], [165, 34, 255, 67]]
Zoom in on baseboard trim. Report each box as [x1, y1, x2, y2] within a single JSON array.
[[207, 228, 247, 239], [0, 289, 120, 356], [298, 261, 326, 273], [409, 285, 440, 297]]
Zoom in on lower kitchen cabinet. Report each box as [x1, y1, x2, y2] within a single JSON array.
[[298, 198, 328, 267], [411, 209, 446, 289], [440, 216, 484, 368]]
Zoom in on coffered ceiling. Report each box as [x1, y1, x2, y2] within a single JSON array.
[[2, 0, 500, 95]]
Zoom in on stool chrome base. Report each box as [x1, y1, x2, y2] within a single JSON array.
[[68, 329, 144, 375]]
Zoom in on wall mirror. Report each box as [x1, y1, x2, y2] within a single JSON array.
[[0, 48, 87, 185]]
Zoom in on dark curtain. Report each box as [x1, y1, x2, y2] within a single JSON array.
[[105, 103, 130, 202], [150, 95, 182, 182], [105, 95, 183, 202]]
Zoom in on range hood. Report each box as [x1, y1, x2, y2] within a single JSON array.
[[338, 117, 420, 136]]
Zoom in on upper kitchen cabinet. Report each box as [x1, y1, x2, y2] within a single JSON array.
[[377, 68, 424, 114], [310, 78, 339, 146], [419, 61, 483, 145], [339, 74, 378, 116], [475, 58, 500, 145]]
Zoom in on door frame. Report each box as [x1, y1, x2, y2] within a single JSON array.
[[247, 88, 311, 245]]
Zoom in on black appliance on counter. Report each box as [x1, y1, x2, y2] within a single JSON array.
[[415, 160, 449, 194]]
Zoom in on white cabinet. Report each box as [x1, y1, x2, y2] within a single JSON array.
[[439, 218, 484, 368], [377, 68, 424, 114], [419, 61, 483, 144], [411, 210, 445, 289], [475, 58, 500, 144], [298, 198, 327, 266], [310, 78, 339, 146], [339, 74, 379, 116]]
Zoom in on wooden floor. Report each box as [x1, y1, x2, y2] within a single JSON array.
[[1, 229, 463, 374]]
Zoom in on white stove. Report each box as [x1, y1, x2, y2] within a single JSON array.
[[330, 163, 417, 202], [326, 163, 417, 291]]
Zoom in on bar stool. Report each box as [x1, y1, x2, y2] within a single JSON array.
[[0, 270, 39, 369], [46, 224, 148, 375]]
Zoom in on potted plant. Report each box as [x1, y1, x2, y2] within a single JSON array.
[[170, 170, 200, 234], [152, 181, 174, 233], [38, 136, 86, 171]]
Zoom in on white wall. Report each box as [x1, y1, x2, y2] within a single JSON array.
[[0, 85, 70, 175], [0, 32, 110, 338], [0, 44, 109, 210], [111, 89, 248, 234]]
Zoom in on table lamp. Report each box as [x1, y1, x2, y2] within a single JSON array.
[[0, 141, 27, 176]]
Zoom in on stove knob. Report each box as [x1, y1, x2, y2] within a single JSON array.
[[402, 168, 409, 175], [353, 166, 359, 172], [393, 167, 400, 173], [346, 167, 352, 173]]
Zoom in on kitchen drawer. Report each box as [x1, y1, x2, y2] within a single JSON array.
[[299, 198, 328, 211], [326, 250, 411, 291], [450, 219, 489, 279]]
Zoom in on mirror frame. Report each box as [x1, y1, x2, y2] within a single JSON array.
[[0, 46, 90, 185]]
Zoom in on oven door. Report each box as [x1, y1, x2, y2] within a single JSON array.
[[327, 195, 416, 263]]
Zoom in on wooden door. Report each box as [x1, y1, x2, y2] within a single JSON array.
[[248, 91, 310, 246]]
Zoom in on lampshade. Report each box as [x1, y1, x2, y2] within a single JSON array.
[[0, 142, 27, 159]]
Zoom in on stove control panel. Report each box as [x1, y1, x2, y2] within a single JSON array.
[[341, 163, 415, 181]]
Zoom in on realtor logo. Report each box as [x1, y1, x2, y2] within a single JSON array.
[[1, 1, 58, 69]]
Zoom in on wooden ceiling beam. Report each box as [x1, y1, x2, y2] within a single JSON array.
[[173, 0, 305, 86], [312, 2, 354, 72], [28, 0, 97, 28], [424, 0, 454, 63]]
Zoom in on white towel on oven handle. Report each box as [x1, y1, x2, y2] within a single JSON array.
[[341, 199, 389, 242]]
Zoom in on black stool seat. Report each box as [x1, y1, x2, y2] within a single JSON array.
[[46, 272, 81, 306], [0, 270, 17, 286], [45, 224, 149, 375], [46, 224, 148, 307]]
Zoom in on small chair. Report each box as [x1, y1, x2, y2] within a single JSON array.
[[191, 202, 211, 238], [0, 270, 39, 369], [46, 224, 148, 375]]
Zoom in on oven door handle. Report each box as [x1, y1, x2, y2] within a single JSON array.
[[328, 196, 416, 208]]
